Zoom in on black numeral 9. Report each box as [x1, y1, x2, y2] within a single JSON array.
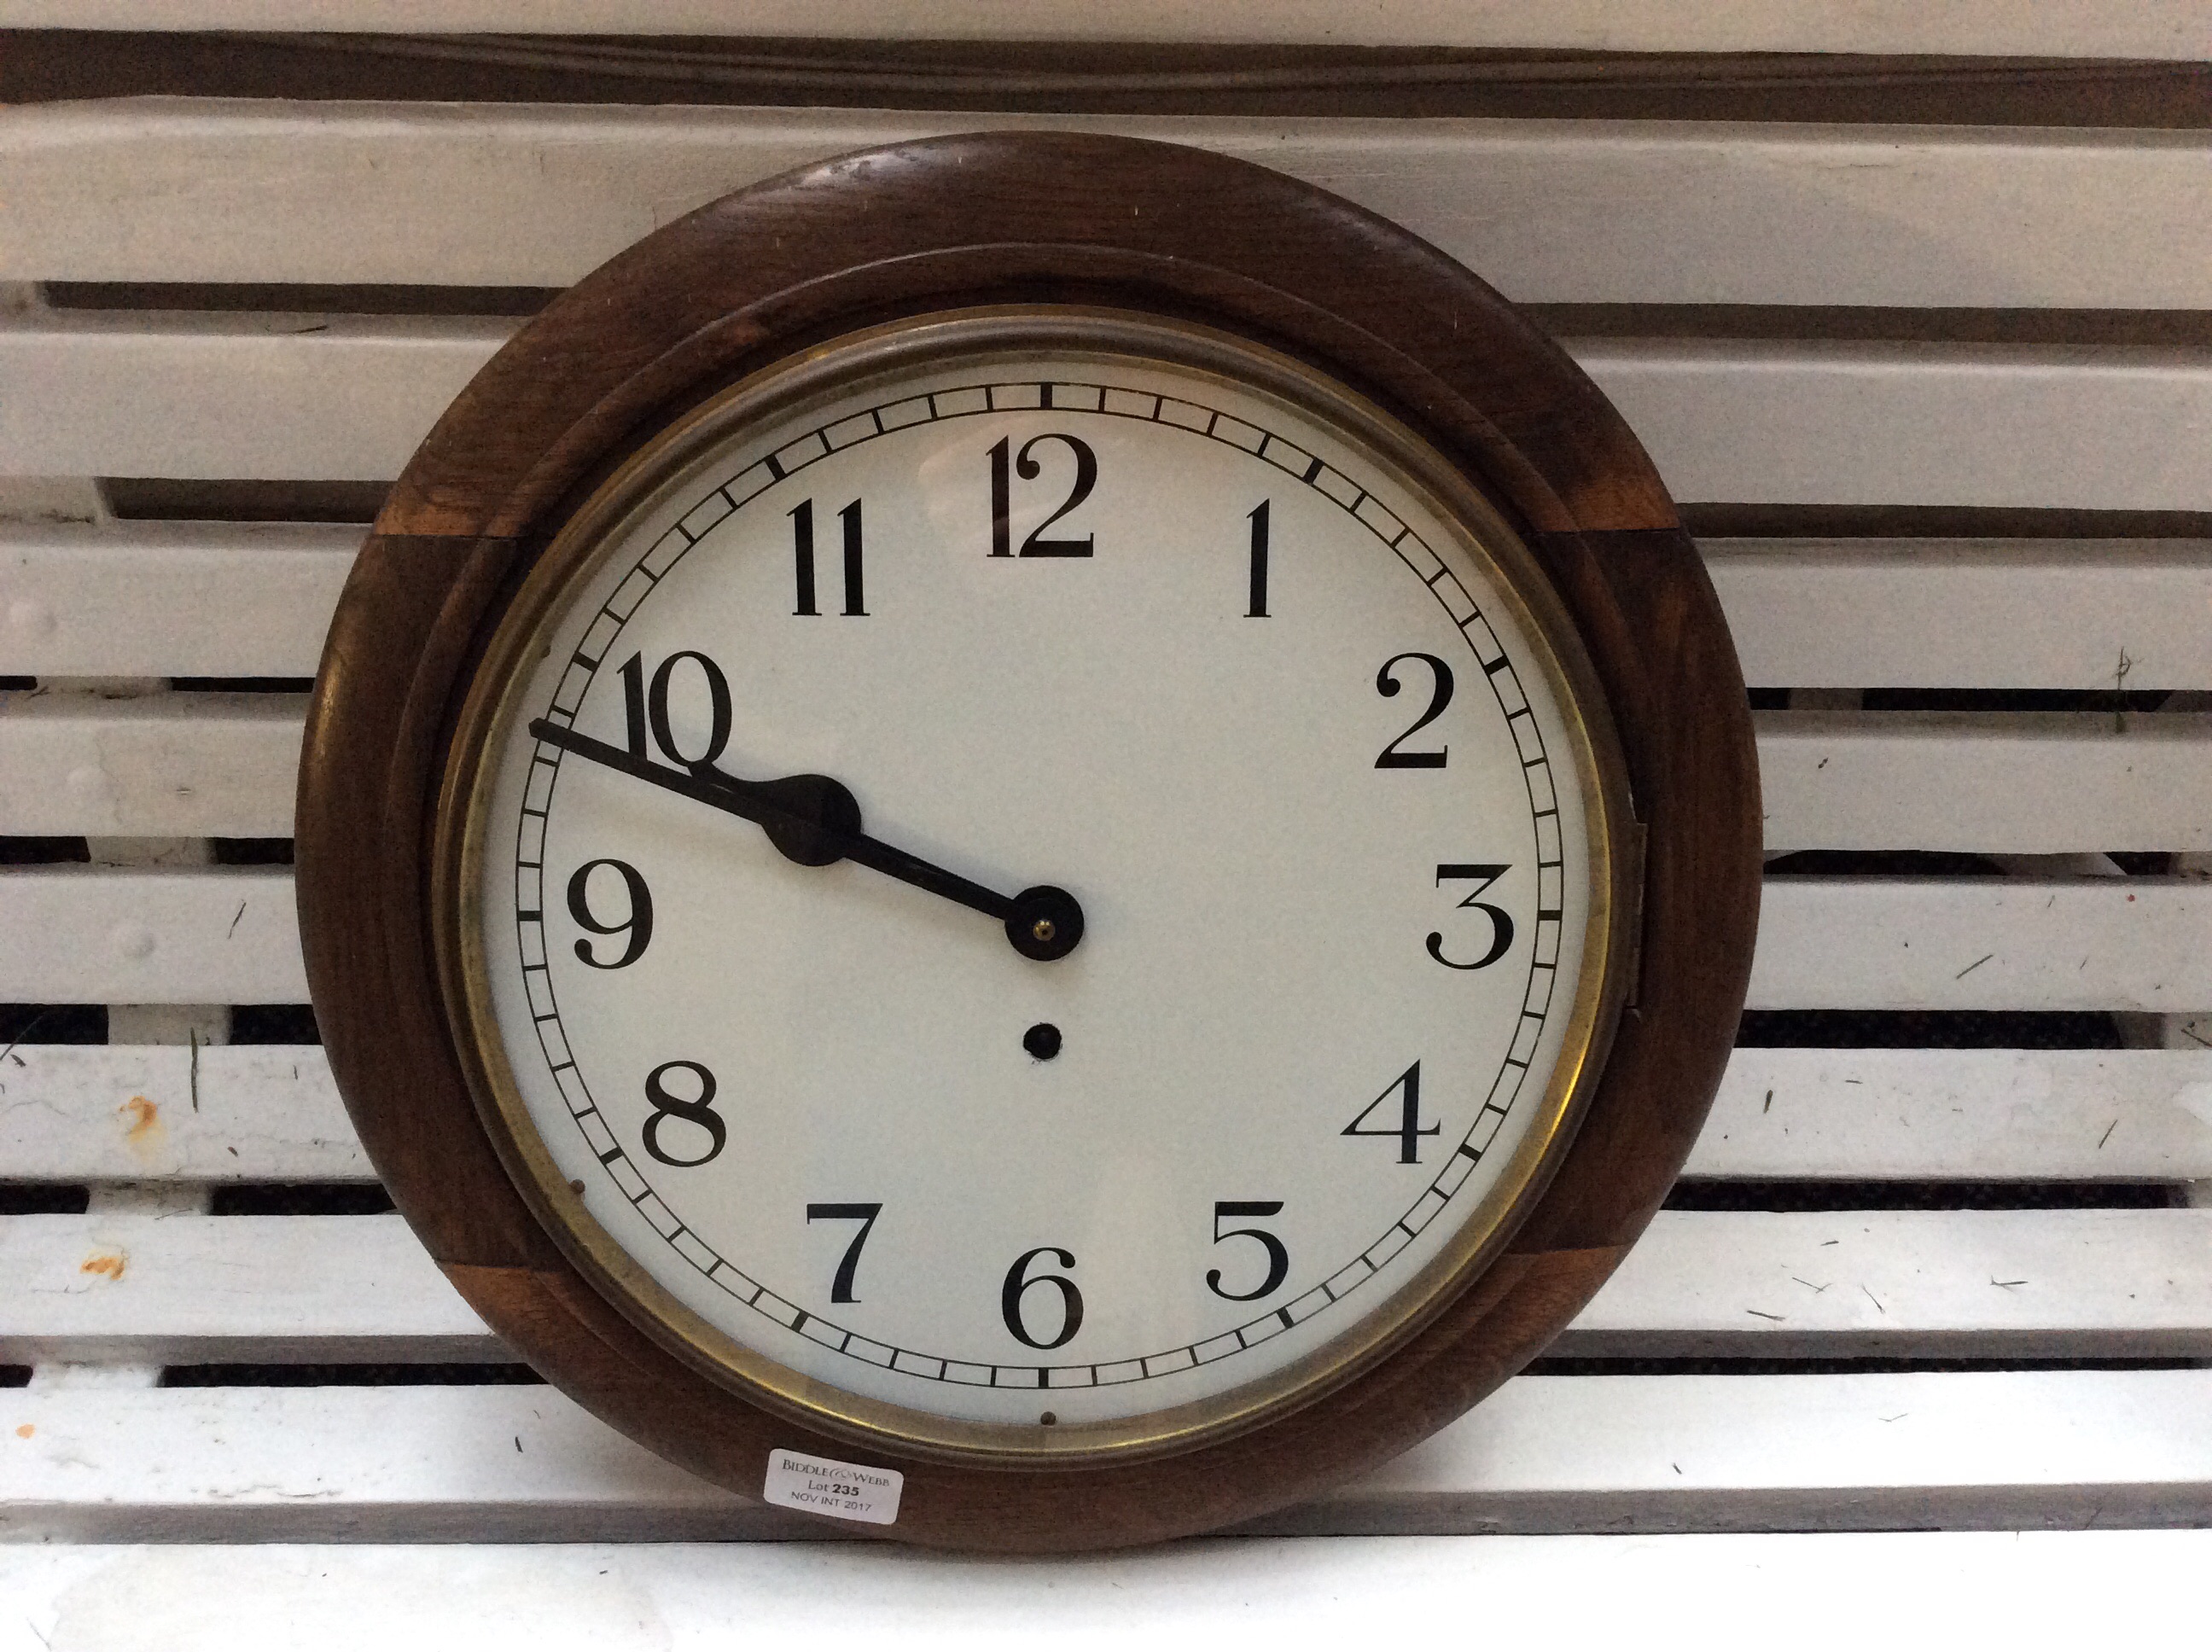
[[565, 858, 654, 969]]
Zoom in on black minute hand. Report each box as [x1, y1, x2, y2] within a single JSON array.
[[525, 718, 1083, 961]]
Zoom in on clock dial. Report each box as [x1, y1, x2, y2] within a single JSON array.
[[449, 313, 1621, 1452]]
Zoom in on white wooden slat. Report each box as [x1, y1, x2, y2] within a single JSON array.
[[0, 521, 357, 679], [8, 1533, 2212, 1652], [1749, 876, 2212, 1012], [10, 3, 2211, 59], [8, 1207, 2204, 1364], [1582, 338, 2212, 512], [0, 1044, 363, 1183], [0, 1213, 489, 1364], [0, 868, 305, 1004], [10, 105, 2212, 306], [9, 1045, 2209, 1187], [10, 701, 2206, 853], [7, 317, 2211, 509], [1755, 713, 2212, 854], [0, 692, 305, 838], [1701, 1048, 2212, 1181], [1574, 1208, 2212, 1358], [0, 316, 498, 483], [1707, 541, 2212, 692], [5, 1370, 2210, 1540], [15, 529, 2212, 693], [7, 869, 2203, 1011]]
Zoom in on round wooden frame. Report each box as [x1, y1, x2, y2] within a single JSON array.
[[296, 131, 1761, 1551]]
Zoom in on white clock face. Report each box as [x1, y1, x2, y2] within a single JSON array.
[[456, 317, 1615, 1449]]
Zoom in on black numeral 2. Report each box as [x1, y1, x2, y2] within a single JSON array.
[[791, 498, 867, 615], [1342, 1060, 1436, 1164], [1375, 652, 1454, 768], [990, 433, 1097, 557]]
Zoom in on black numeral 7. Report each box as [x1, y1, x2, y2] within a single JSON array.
[[806, 1202, 882, 1303]]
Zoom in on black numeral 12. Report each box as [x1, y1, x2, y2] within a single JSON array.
[[990, 433, 1097, 557], [791, 498, 866, 615]]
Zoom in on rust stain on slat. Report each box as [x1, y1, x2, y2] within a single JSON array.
[[119, 1095, 161, 1143], [79, 1252, 126, 1281]]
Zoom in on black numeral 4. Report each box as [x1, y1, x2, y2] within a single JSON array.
[[1342, 1060, 1436, 1164]]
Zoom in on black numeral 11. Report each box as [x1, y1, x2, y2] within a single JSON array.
[[1246, 500, 1270, 618], [791, 497, 866, 616]]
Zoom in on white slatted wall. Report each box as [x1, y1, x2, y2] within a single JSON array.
[[2, 7, 2209, 1638]]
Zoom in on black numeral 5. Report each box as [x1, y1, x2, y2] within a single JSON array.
[[1207, 1201, 1289, 1301]]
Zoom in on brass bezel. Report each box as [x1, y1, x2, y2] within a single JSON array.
[[434, 307, 1636, 1465]]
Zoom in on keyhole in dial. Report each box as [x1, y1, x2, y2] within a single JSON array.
[[1023, 1023, 1062, 1061]]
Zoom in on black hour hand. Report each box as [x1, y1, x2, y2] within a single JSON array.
[[525, 718, 1082, 961]]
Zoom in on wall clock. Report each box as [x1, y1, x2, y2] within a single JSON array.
[[296, 131, 1760, 1550]]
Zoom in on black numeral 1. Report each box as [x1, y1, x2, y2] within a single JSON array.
[[1342, 1060, 1436, 1164], [791, 498, 867, 616], [1246, 500, 1270, 617]]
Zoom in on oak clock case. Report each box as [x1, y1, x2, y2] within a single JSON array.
[[295, 131, 1761, 1552]]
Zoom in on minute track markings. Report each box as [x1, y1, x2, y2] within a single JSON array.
[[511, 370, 1573, 1395]]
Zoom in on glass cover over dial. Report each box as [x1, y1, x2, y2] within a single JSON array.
[[451, 314, 1621, 1456]]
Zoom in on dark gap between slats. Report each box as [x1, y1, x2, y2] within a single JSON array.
[[0, 1184, 90, 1215], [1857, 689, 2180, 717], [1681, 503, 2212, 540], [229, 1004, 321, 1045], [168, 678, 315, 696], [1664, 1179, 2177, 1212], [0, 1367, 30, 1388], [209, 1183, 395, 1217], [48, 282, 558, 317], [1526, 1354, 2199, 1376], [160, 1363, 544, 1387], [1534, 306, 2212, 347], [1739, 1010, 2125, 1050], [212, 839, 294, 866], [0, 677, 34, 693], [102, 478, 387, 524], [3, 33, 2205, 125], [0, 1004, 107, 1046], [0, 836, 88, 866]]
